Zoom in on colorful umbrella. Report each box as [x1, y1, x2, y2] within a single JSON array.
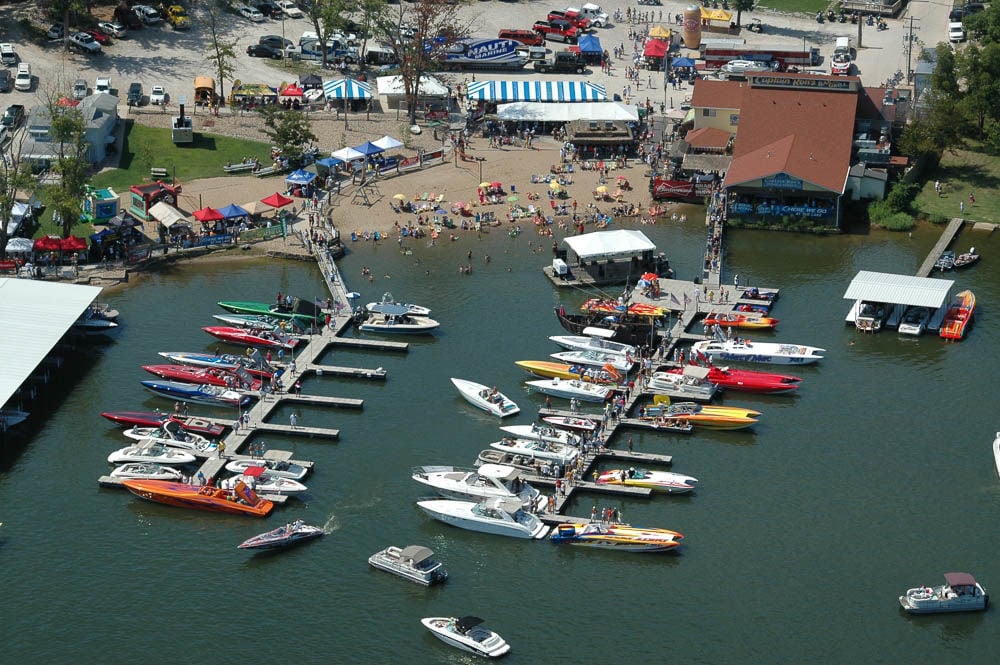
[[549, 182, 563, 190], [596, 185, 609, 194], [479, 182, 492, 188], [507, 195, 519, 202], [641, 272, 659, 281], [393, 193, 407, 200]]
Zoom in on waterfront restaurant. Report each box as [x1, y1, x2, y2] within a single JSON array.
[[689, 73, 893, 227]]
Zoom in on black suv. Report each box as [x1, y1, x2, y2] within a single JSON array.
[[126, 82, 143, 106], [258, 35, 292, 50], [1, 104, 25, 129], [256, 1, 283, 18]]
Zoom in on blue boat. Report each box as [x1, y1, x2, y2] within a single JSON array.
[[141, 380, 253, 408]]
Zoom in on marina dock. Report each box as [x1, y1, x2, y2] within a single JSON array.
[[916, 218, 965, 277]]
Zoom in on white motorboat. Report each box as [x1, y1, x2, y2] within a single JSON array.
[[123, 420, 217, 454], [854, 301, 887, 333], [549, 334, 636, 357], [219, 472, 307, 494], [107, 443, 197, 466], [358, 304, 439, 334], [412, 464, 545, 510], [542, 415, 598, 432], [421, 616, 510, 658], [368, 544, 448, 586], [366, 292, 431, 316], [596, 468, 699, 494], [109, 462, 186, 481], [73, 306, 120, 336], [224, 458, 308, 481], [691, 338, 825, 365], [646, 367, 718, 401], [898, 306, 931, 336], [525, 378, 612, 402], [451, 378, 520, 417], [489, 437, 578, 465], [550, 349, 635, 373], [899, 573, 988, 614], [475, 449, 544, 474], [417, 497, 550, 539], [499, 424, 579, 447], [993, 432, 1000, 479]]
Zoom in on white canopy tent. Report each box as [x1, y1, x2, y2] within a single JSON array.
[[149, 201, 191, 229], [331, 146, 364, 162], [373, 135, 404, 151], [563, 230, 656, 262], [496, 102, 639, 123], [376, 75, 449, 97], [5, 202, 34, 235], [5, 237, 34, 254]]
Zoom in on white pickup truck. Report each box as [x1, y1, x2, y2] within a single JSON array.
[[569, 3, 610, 27]]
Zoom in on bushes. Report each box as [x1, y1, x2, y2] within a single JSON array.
[[881, 212, 915, 231], [867, 181, 919, 231]]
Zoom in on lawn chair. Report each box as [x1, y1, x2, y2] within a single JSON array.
[[420, 192, 429, 201], [434, 194, 445, 203]]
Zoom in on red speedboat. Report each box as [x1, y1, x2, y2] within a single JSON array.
[[142, 364, 262, 390], [202, 326, 299, 351], [122, 479, 274, 517], [100, 410, 227, 437], [666, 365, 801, 394], [703, 311, 778, 330]]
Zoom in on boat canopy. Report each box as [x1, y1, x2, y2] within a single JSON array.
[[583, 326, 616, 339], [842, 271, 953, 309], [456, 616, 485, 632], [399, 545, 434, 565], [944, 572, 977, 587], [368, 303, 411, 316], [682, 365, 711, 379], [563, 229, 656, 262]]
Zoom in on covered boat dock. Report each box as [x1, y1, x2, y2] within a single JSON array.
[[842, 271, 954, 333], [544, 229, 671, 287]]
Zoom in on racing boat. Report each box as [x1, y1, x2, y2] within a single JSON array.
[[140, 380, 252, 408], [549, 522, 684, 552], [664, 365, 801, 394], [122, 479, 274, 517], [525, 378, 613, 402], [451, 378, 520, 417], [100, 410, 227, 437], [217, 298, 320, 323], [516, 360, 622, 385], [549, 333, 637, 357], [238, 519, 324, 550], [550, 350, 635, 373], [641, 398, 759, 430], [157, 352, 275, 380], [107, 443, 197, 466], [541, 416, 598, 432], [202, 326, 299, 351], [365, 292, 431, 316], [417, 497, 550, 539], [412, 464, 545, 510], [499, 424, 578, 446], [369, 545, 448, 586], [703, 311, 778, 330], [109, 462, 186, 481], [939, 289, 975, 340], [691, 338, 825, 365], [899, 573, 988, 614], [596, 468, 698, 494], [225, 458, 308, 481], [213, 313, 308, 332], [421, 616, 510, 658], [142, 364, 262, 390], [489, 437, 578, 465], [123, 421, 217, 454]]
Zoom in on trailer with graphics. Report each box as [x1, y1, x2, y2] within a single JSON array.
[[439, 39, 528, 71]]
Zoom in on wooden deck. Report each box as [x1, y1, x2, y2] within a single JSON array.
[[916, 218, 965, 278], [328, 337, 409, 352]]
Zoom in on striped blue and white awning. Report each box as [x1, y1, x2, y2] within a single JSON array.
[[322, 78, 374, 100], [465, 80, 607, 103]]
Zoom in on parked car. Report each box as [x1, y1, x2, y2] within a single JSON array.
[[238, 5, 266, 22], [534, 50, 585, 73], [253, 0, 284, 18], [1, 103, 25, 128], [47, 24, 64, 40], [126, 82, 143, 106], [95, 76, 112, 95], [164, 5, 191, 29], [72, 78, 88, 99], [547, 10, 591, 31], [98, 21, 127, 38], [14, 64, 31, 91], [87, 29, 111, 45], [132, 5, 162, 25], [149, 85, 167, 105], [275, 0, 303, 18], [533, 20, 580, 43], [258, 35, 292, 50], [247, 43, 283, 59], [497, 29, 545, 46], [949, 21, 966, 43], [67, 32, 102, 54], [0, 70, 10, 94], [0, 43, 17, 66]]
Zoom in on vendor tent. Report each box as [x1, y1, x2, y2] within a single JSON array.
[[643, 40, 668, 59], [280, 84, 304, 98], [322, 78, 374, 100], [465, 80, 607, 103], [375, 75, 448, 98], [218, 203, 250, 219], [352, 141, 385, 157], [6, 237, 34, 254], [149, 201, 190, 228], [373, 135, 404, 151], [575, 35, 604, 64], [331, 146, 364, 162], [648, 25, 672, 38], [261, 192, 294, 209], [240, 200, 272, 215], [300, 74, 323, 91], [33, 236, 62, 252], [285, 169, 318, 185], [60, 236, 87, 252], [497, 101, 639, 123], [700, 7, 734, 23], [672, 56, 696, 68], [89, 228, 115, 243], [193, 207, 224, 222], [316, 157, 342, 168], [563, 230, 656, 262]]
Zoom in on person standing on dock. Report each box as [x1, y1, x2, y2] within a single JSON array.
[[217, 440, 226, 458], [628, 436, 633, 453], [290, 413, 298, 429], [734, 273, 739, 288]]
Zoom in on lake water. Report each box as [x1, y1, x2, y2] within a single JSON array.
[[2, 219, 998, 664]]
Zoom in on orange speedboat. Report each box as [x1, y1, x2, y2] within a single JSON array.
[[122, 479, 274, 517], [703, 311, 778, 330], [939, 290, 975, 340]]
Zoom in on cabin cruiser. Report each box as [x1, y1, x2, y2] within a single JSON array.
[[238, 520, 324, 550], [421, 616, 510, 658], [899, 573, 988, 614], [490, 437, 578, 465], [898, 306, 931, 336], [417, 497, 550, 539], [369, 545, 448, 585], [412, 464, 545, 510]]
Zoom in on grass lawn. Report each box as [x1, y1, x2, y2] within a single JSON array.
[[757, 0, 831, 15], [915, 142, 1000, 224], [89, 121, 272, 192]]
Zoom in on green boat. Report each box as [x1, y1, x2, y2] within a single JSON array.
[[218, 298, 322, 323]]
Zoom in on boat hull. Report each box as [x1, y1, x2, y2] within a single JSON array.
[[550, 522, 683, 552], [417, 499, 549, 539], [525, 379, 611, 402], [451, 378, 520, 417], [692, 340, 824, 365], [238, 523, 324, 549], [122, 479, 273, 517], [421, 618, 510, 658], [667, 366, 800, 394], [101, 410, 227, 437], [141, 381, 252, 408]]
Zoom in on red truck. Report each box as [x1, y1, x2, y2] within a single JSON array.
[[547, 10, 591, 31], [533, 20, 580, 44]]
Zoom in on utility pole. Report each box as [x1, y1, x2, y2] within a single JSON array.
[[904, 16, 920, 84]]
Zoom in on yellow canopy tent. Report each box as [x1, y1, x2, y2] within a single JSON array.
[[648, 25, 672, 39], [700, 7, 734, 23]]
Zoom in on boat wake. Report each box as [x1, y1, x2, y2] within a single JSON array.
[[322, 513, 340, 534]]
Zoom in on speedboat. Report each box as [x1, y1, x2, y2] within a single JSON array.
[[525, 378, 612, 402], [646, 367, 718, 401], [217, 299, 319, 324], [740, 287, 778, 302], [122, 479, 274, 517], [663, 365, 801, 394], [499, 424, 578, 446], [357, 304, 440, 334], [101, 410, 227, 437], [108, 443, 197, 466], [596, 468, 698, 494], [202, 326, 299, 351], [899, 573, 988, 614], [451, 378, 520, 417], [934, 250, 956, 271], [691, 338, 825, 365], [213, 313, 308, 333], [417, 497, 550, 539], [73, 306, 120, 336], [550, 349, 635, 373], [703, 311, 778, 330], [123, 420, 216, 453], [366, 292, 431, 316], [421, 616, 510, 658], [549, 522, 684, 552], [641, 399, 758, 430], [141, 380, 252, 408], [238, 519, 324, 550], [220, 472, 307, 494], [158, 351, 275, 379], [412, 464, 545, 510], [225, 458, 308, 481], [110, 462, 186, 481], [142, 364, 261, 390], [939, 289, 975, 340], [516, 360, 622, 385], [954, 248, 980, 269], [898, 306, 931, 336], [475, 449, 545, 474], [548, 334, 636, 357], [490, 437, 578, 465], [854, 301, 886, 333], [542, 416, 598, 431], [369, 545, 449, 586]]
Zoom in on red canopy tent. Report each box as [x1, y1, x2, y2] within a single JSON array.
[[33, 236, 62, 251], [60, 236, 88, 251], [643, 40, 668, 59], [261, 192, 293, 208], [193, 206, 224, 222], [280, 84, 304, 98]]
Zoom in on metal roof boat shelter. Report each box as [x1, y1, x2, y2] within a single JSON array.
[[0, 279, 103, 409], [842, 271, 953, 330]]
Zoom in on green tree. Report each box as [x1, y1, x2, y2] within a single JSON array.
[[47, 104, 89, 238], [930, 43, 960, 100], [731, 0, 754, 28], [306, 0, 350, 68], [897, 91, 964, 158], [205, 3, 237, 105], [43, 0, 88, 52], [258, 107, 317, 166], [955, 42, 1000, 133]]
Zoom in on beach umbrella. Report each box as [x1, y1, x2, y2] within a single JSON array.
[[549, 181, 563, 190], [507, 195, 519, 203], [596, 185, 609, 194], [435, 208, 448, 215], [393, 193, 407, 200], [641, 272, 659, 281], [479, 182, 492, 188]]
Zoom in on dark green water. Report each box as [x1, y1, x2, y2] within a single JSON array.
[[2, 219, 999, 664]]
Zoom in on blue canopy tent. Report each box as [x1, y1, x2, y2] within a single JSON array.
[[352, 141, 385, 156], [218, 203, 250, 219], [671, 57, 696, 68], [285, 169, 318, 185], [89, 227, 115, 243], [576, 34, 604, 65], [315, 156, 342, 178]]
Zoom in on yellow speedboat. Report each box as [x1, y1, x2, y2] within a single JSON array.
[[550, 522, 683, 552], [515, 361, 622, 384]]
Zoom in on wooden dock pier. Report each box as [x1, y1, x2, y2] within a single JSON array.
[[916, 218, 965, 277]]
